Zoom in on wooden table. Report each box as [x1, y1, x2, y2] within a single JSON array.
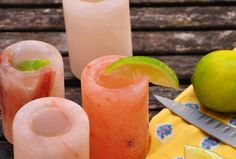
[[0, 0, 236, 158]]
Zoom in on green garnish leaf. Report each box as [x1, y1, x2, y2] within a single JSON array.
[[16, 59, 51, 71]]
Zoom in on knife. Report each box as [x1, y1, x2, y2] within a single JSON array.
[[152, 94, 236, 148]]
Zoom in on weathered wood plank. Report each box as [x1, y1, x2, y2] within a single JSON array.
[[0, 141, 13, 159], [0, 32, 67, 53], [1, 7, 236, 31], [0, 8, 63, 31], [130, 0, 235, 3], [0, 0, 233, 5], [0, 0, 61, 5], [63, 55, 200, 80], [0, 31, 235, 55], [0, 122, 2, 139], [149, 110, 160, 121], [131, 7, 236, 30]]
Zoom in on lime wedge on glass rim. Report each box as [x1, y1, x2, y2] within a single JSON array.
[[104, 56, 179, 89], [16, 59, 51, 71], [184, 145, 224, 159]]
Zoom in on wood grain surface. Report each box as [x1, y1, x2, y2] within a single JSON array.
[[0, 141, 13, 159], [0, 0, 235, 5], [0, 31, 235, 55], [1, 7, 236, 31], [0, 123, 2, 139]]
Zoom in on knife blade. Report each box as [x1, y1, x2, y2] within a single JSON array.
[[152, 94, 236, 148]]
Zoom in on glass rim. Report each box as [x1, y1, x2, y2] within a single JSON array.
[[81, 55, 149, 93], [0, 40, 59, 75]]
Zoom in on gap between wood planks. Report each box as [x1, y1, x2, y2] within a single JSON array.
[[1, 0, 236, 8]]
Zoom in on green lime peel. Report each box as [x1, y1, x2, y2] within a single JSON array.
[[16, 59, 51, 71]]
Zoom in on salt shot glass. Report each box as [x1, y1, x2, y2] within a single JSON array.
[[81, 55, 149, 159], [0, 40, 65, 143], [13, 97, 89, 159], [62, 0, 133, 79]]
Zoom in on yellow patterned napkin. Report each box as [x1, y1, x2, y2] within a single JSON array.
[[147, 85, 236, 159]]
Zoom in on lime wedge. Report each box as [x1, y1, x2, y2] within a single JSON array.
[[16, 59, 51, 71], [105, 56, 179, 89], [184, 145, 224, 159]]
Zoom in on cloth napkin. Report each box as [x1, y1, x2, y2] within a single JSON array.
[[147, 85, 236, 159]]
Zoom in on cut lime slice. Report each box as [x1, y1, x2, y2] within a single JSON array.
[[16, 59, 51, 71], [105, 56, 179, 89], [184, 145, 224, 159]]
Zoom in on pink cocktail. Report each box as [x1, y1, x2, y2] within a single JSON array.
[[13, 97, 89, 159], [62, 0, 132, 78], [81, 55, 149, 159], [0, 40, 65, 143]]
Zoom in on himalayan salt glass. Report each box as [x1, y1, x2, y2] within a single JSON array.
[[81, 55, 149, 159], [0, 40, 64, 143], [62, 0, 133, 78], [13, 97, 89, 159]]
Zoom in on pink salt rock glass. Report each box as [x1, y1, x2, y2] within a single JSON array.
[[13, 97, 89, 159], [0, 40, 65, 143], [81, 55, 149, 159]]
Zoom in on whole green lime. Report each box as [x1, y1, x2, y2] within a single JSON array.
[[192, 50, 236, 113]]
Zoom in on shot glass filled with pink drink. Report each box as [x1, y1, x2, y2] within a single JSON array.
[[0, 40, 64, 143], [13, 97, 89, 159], [81, 55, 149, 159], [62, 0, 132, 78]]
